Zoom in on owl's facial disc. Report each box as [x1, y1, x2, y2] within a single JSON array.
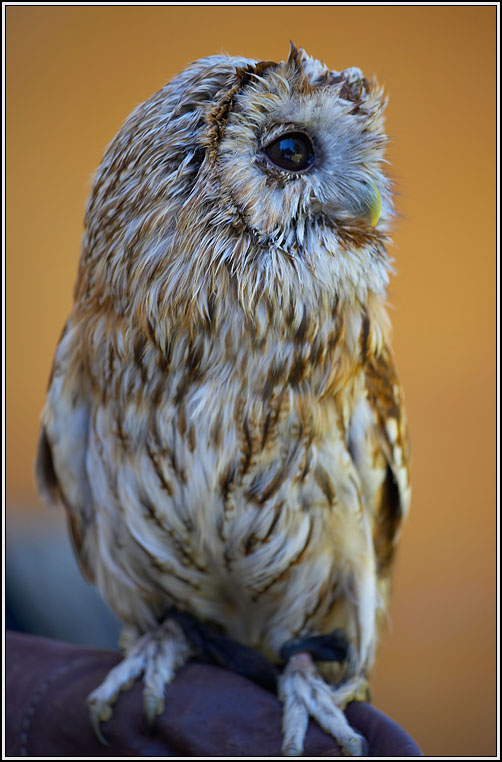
[[213, 51, 389, 259]]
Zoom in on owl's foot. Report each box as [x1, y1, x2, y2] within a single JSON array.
[[278, 652, 369, 757], [87, 618, 191, 744]]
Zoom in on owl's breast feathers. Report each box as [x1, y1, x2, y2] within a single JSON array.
[[37, 284, 410, 663]]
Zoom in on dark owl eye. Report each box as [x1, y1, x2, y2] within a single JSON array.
[[263, 132, 315, 172]]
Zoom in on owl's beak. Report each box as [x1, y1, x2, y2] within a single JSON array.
[[369, 183, 381, 227]]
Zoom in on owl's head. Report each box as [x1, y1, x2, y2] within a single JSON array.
[[79, 45, 393, 334]]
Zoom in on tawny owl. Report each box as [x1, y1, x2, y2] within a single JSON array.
[[36, 44, 410, 756]]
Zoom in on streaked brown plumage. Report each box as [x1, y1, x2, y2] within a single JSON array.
[[36, 44, 410, 755]]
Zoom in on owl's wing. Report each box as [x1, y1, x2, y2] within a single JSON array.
[[35, 320, 95, 582], [348, 346, 411, 576]]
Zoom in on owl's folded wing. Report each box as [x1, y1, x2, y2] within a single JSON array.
[[35, 321, 95, 582], [349, 346, 411, 576]]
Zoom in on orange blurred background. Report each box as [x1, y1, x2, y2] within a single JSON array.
[[6, 5, 497, 756]]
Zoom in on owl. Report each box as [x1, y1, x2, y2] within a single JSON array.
[[36, 44, 410, 756]]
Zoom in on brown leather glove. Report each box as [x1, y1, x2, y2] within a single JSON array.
[[5, 630, 421, 756]]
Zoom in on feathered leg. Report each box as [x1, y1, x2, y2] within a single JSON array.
[[278, 652, 369, 757]]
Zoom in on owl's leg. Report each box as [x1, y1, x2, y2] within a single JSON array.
[[87, 618, 191, 743], [278, 652, 369, 757], [118, 623, 141, 652]]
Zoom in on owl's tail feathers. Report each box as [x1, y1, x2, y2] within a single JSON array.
[[87, 618, 191, 745], [278, 652, 369, 757]]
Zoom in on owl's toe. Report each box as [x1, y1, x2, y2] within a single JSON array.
[[278, 651, 368, 757], [87, 618, 191, 743], [143, 692, 165, 727]]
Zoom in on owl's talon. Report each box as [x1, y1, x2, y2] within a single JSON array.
[[88, 699, 112, 746], [283, 745, 303, 756]]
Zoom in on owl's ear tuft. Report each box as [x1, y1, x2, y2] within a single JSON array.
[[286, 42, 314, 94], [235, 63, 255, 84], [287, 41, 299, 65], [287, 41, 307, 71], [235, 59, 277, 85], [338, 67, 370, 104]]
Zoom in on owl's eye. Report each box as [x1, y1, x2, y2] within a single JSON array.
[[263, 132, 315, 172]]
